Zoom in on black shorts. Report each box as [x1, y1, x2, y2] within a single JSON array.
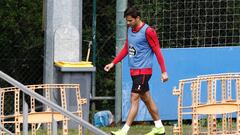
[[131, 74, 152, 93]]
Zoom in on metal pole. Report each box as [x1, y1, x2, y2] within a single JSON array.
[[91, 0, 97, 111], [52, 115, 57, 135], [92, 0, 97, 66], [22, 93, 28, 135], [115, 0, 127, 124]]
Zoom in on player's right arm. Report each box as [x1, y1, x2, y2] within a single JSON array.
[[104, 40, 128, 72]]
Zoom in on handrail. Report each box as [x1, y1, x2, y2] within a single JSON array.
[[0, 71, 108, 135], [0, 124, 15, 135]]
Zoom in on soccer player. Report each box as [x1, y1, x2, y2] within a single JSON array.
[[104, 6, 168, 135]]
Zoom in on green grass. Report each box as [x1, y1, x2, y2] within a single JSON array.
[[88, 125, 174, 135], [29, 125, 175, 135], [26, 124, 196, 135], [26, 121, 237, 135]]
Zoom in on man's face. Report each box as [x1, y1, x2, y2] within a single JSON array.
[[126, 15, 139, 28]]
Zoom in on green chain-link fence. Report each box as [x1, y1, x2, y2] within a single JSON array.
[[83, 0, 116, 117], [129, 0, 240, 48]]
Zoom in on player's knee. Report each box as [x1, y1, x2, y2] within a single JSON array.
[[131, 93, 140, 102]]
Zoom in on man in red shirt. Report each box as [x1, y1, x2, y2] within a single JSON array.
[[104, 6, 168, 135]]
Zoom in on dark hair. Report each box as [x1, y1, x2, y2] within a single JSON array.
[[124, 6, 140, 18]]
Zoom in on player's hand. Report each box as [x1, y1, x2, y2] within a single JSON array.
[[161, 72, 168, 82], [104, 63, 114, 72]]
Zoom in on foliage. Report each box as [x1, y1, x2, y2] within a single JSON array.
[[0, 0, 43, 86]]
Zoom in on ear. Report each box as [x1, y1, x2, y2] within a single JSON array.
[[135, 16, 141, 23], [136, 16, 140, 21]]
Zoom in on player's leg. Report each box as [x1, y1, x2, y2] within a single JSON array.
[[140, 91, 159, 120], [111, 75, 142, 135], [140, 92, 165, 135], [137, 74, 165, 135], [111, 92, 140, 135], [126, 92, 140, 126]]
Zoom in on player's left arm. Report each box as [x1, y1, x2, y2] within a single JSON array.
[[146, 27, 168, 82]]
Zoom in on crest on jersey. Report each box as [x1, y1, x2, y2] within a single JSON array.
[[129, 45, 137, 57]]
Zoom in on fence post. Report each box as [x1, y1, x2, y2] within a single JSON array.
[[22, 93, 28, 135], [115, 0, 127, 124]]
